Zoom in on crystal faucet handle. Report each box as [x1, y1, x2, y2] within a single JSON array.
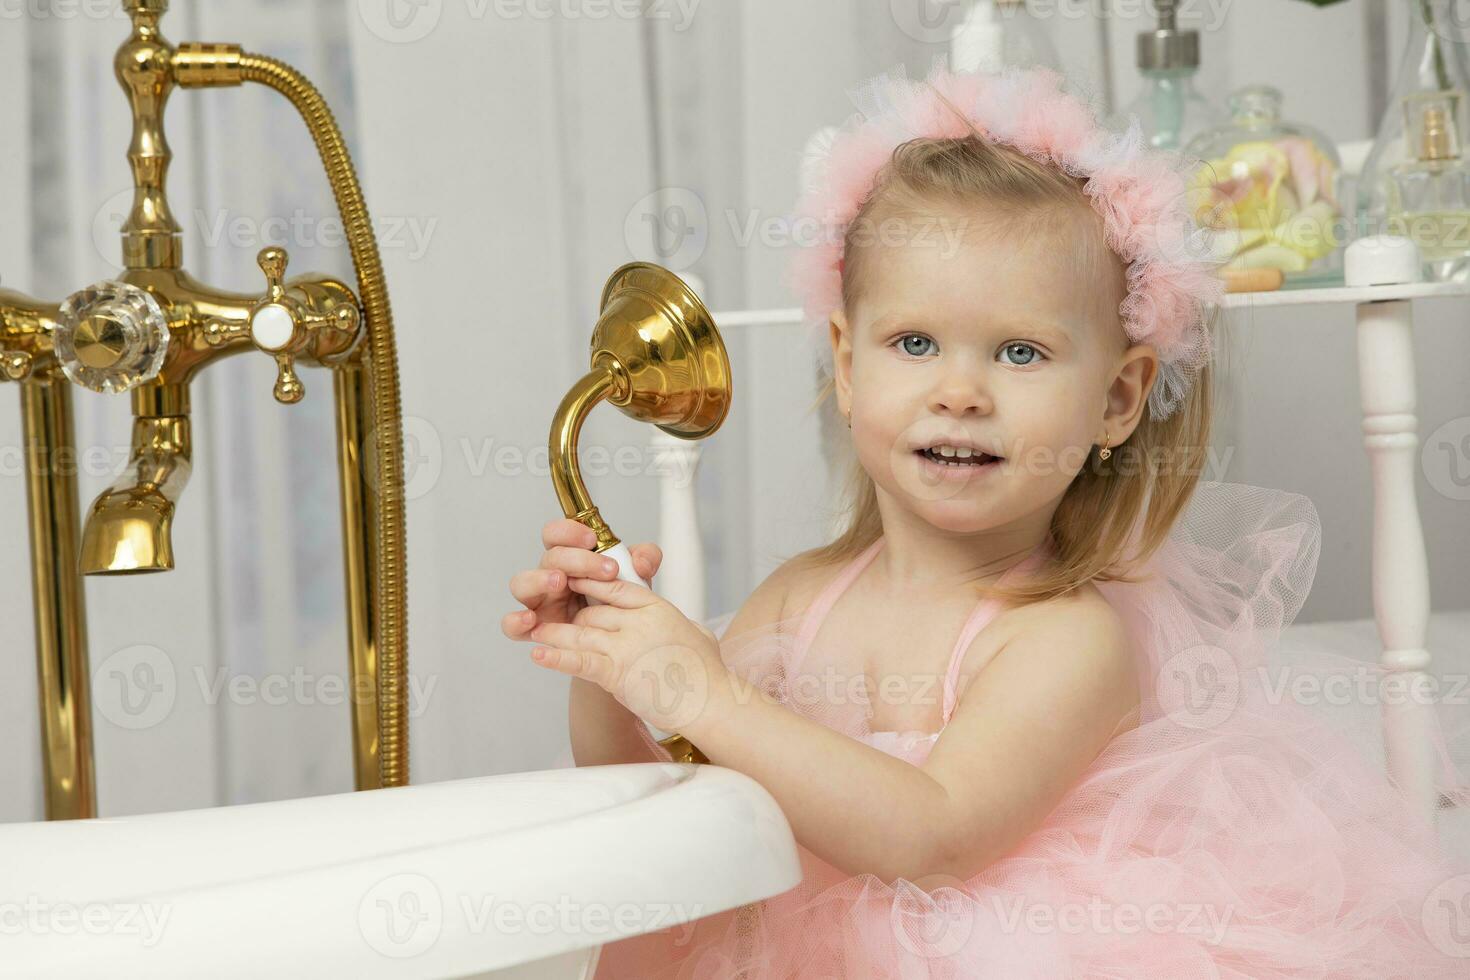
[[54, 280, 171, 394]]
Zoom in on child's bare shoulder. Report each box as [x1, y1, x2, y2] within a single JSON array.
[[1003, 578, 1118, 629], [994, 581, 1133, 663], [719, 549, 845, 642], [983, 582, 1141, 732]]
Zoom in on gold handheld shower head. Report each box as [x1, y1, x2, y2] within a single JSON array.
[[548, 262, 731, 555], [547, 262, 732, 766]]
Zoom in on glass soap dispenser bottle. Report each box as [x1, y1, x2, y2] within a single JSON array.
[[1106, 0, 1221, 150], [1386, 90, 1470, 282]]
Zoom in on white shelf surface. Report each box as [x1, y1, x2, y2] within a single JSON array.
[[1221, 280, 1470, 309]]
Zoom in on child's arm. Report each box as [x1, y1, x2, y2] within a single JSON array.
[[569, 676, 668, 766], [682, 591, 1140, 883], [568, 556, 791, 767]]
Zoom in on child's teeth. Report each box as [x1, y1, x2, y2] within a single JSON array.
[[921, 447, 990, 465]]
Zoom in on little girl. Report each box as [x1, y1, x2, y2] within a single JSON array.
[[505, 64, 1470, 977]]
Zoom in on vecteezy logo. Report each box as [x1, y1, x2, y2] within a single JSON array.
[[1158, 644, 1238, 731], [1424, 415, 1470, 502], [623, 188, 708, 272], [361, 415, 442, 501], [1422, 873, 1470, 958], [1425, 0, 1470, 45], [91, 188, 134, 273], [358, 0, 443, 44], [399, 415, 443, 500], [624, 645, 710, 731], [1147, 179, 1234, 270], [891, 873, 975, 958], [889, 419, 986, 505], [93, 644, 177, 730], [358, 873, 443, 958], [889, 0, 969, 44]]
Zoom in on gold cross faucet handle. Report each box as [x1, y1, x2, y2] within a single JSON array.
[[249, 247, 306, 404], [219, 246, 360, 405]]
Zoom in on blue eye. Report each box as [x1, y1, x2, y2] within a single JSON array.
[[892, 333, 936, 357], [998, 342, 1044, 366]]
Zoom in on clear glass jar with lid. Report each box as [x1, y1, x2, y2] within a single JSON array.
[[1182, 85, 1343, 276]]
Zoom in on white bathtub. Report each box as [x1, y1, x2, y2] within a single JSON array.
[[0, 762, 802, 978]]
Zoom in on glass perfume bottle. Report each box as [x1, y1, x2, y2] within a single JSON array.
[[1105, 0, 1222, 150], [1355, 0, 1470, 236], [1183, 86, 1343, 275], [1386, 90, 1470, 282]]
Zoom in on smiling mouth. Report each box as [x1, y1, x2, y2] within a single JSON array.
[[914, 447, 1003, 467]]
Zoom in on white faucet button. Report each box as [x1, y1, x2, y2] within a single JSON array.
[[250, 302, 295, 351]]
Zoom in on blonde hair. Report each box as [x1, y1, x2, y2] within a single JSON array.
[[797, 130, 1219, 606]]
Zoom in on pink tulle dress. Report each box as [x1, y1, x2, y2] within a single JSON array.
[[595, 481, 1470, 979]]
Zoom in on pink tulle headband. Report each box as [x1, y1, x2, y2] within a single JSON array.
[[787, 62, 1225, 421]]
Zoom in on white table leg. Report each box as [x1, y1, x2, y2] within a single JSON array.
[[1355, 295, 1439, 826]]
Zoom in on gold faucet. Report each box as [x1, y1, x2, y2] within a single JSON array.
[[79, 414, 192, 575], [1, 0, 411, 817]]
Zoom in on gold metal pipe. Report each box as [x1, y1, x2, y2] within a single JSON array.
[[3, 283, 96, 817], [117, 0, 181, 269], [550, 370, 621, 551], [19, 373, 96, 819], [333, 360, 382, 790]]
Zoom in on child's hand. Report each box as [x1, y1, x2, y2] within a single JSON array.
[[525, 574, 729, 735], [502, 518, 662, 641]]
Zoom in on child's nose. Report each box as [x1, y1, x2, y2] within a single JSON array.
[[928, 368, 992, 416]]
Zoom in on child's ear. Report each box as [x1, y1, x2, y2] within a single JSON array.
[[1104, 344, 1158, 440], [829, 310, 853, 416]]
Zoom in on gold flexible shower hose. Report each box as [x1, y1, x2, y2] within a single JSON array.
[[239, 52, 409, 787]]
